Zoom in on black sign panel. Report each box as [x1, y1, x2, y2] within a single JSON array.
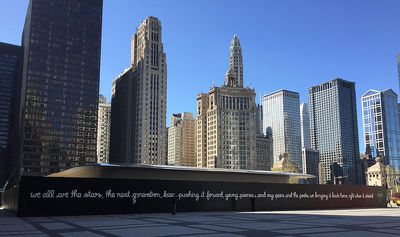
[[5, 176, 386, 217]]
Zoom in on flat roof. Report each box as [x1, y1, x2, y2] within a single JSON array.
[[47, 164, 315, 184], [262, 89, 299, 98]]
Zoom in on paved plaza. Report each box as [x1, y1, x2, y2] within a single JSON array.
[[0, 207, 399, 237]]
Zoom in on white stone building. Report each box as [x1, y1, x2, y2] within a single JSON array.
[[366, 157, 387, 187], [109, 16, 167, 165], [196, 35, 257, 170]]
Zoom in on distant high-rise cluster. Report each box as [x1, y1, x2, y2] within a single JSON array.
[[1, 1, 400, 188], [110, 16, 167, 165]]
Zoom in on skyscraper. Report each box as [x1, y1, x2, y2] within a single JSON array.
[[17, 0, 103, 176], [167, 113, 196, 166], [361, 89, 400, 171], [262, 90, 302, 172], [0, 43, 22, 186], [97, 95, 111, 164], [300, 103, 311, 149], [109, 67, 137, 164], [309, 78, 360, 184], [196, 35, 257, 170], [110, 16, 167, 165]]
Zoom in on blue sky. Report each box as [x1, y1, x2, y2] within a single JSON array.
[[1, 0, 399, 152]]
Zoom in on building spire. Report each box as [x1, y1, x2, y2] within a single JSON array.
[[229, 34, 243, 87]]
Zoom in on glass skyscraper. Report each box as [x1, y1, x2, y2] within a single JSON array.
[[0, 43, 22, 186], [262, 90, 302, 171], [18, 0, 103, 176], [361, 89, 400, 171], [308, 78, 360, 184]]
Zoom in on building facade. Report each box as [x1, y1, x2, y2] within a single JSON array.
[[18, 0, 103, 176], [366, 157, 388, 187], [97, 95, 111, 164], [301, 147, 319, 184], [256, 133, 273, 171], [262, 90, 302, 171], [0, 43, 22, 187], [109, 67, 137, 164], [300, 103, 311, 149], [255, 104, 263, 135], [361, 89, 400, 171], [167, 113, 196, 166], [309, 78, 360, 184], [359, 152, 376, 185], [196, 35, 257, 170], [110, 16, 167, 165], [397, 53, 400, 92]]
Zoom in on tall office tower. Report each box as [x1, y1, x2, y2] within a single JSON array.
[[262, 90, 302, 172], [0, 43, 22, 186], [196, 35, 257, 170], [167, 113, 196, 166], [18, 0, 103, 176], [309, 78, 360, 184], [229, 35, 243, 87], [361, 89, 400, 171], [300, 103, 311, 149], [301, 147, 319, 184], [97, 95, 111, 164], [110, 16, 167, 165], [256, 133, 273, 171]]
